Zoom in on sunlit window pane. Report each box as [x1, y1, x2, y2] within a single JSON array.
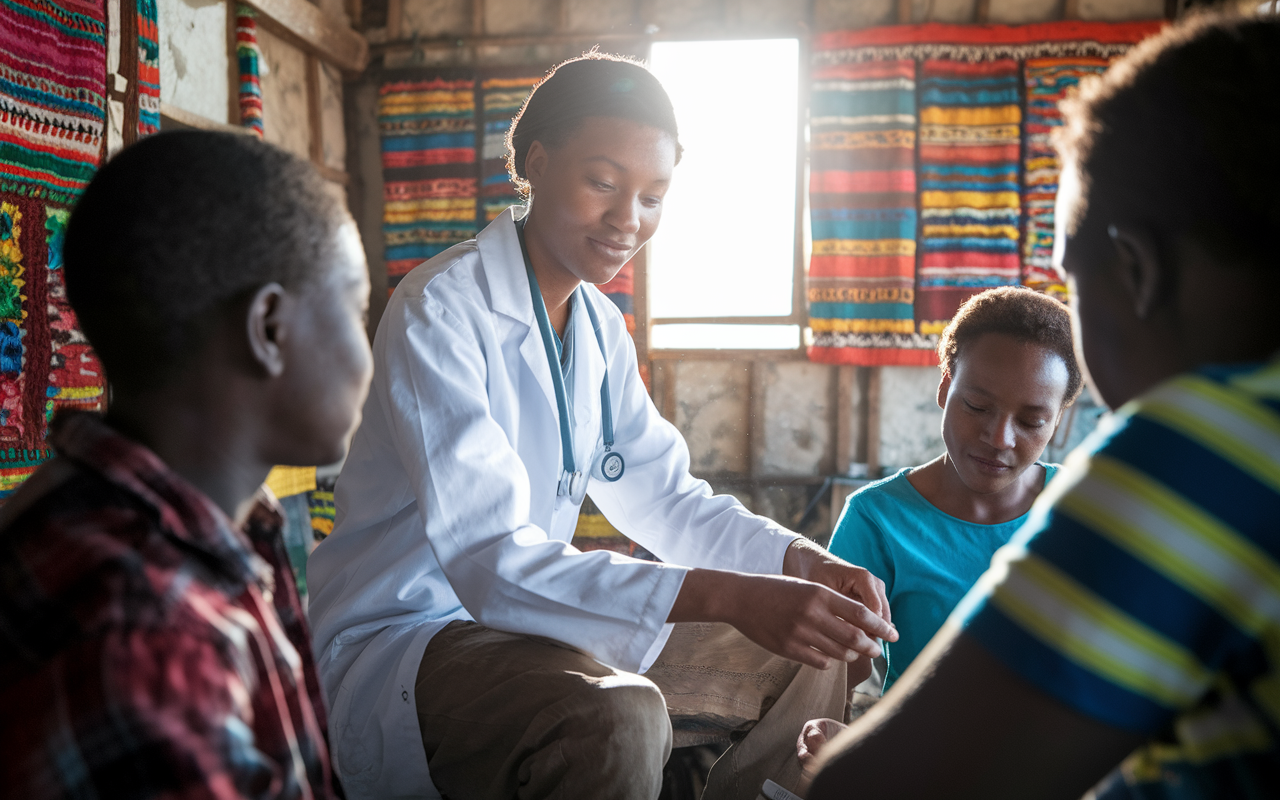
[[650, 324, 801, 350], [647, 39, 799, 320]]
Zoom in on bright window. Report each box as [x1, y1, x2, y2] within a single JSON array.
[[646, 38, 801, 350]]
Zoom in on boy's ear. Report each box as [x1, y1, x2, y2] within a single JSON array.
[[246, 283, 288, 378], [1107, 223, 1165, 321], [936, 372, 951, 411]]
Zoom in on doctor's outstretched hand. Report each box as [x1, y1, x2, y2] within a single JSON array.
[[668, 538, 897, 670]]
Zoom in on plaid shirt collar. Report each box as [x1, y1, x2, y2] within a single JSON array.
[[50, 412, 272, 591]]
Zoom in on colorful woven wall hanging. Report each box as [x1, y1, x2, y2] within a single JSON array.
[[807, 21, 1163, 367], [1021, 56, 1110, 299], [307, 476, 336, 540], [916, 58, 1022, 332], [136, 0, 160, 136], [0, 0, 108, 499], [478, 72, 540, 225], [235, 5, 264, 137], [809, 60, 923, 364], [378, 74, 477, 294]]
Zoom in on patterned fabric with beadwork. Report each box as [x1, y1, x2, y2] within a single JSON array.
[[379, 75, 477, 294], [807, 21, 1164, 367], [0, 0, 108, 499], [235, 4, 264, 137], [1021, 56, 1109, 299], [136, 0, 160, 136], [916, 58, 1022, 331], [478, 72, 539, 225], [808, 59, 929, 366]]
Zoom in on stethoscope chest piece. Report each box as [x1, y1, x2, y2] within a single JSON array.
[[592, 448, 625, 483]]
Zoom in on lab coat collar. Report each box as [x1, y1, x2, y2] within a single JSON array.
[[478, 206, 607, 463], [477, 206, 535, 328]]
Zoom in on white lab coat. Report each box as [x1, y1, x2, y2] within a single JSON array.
[[306, 208, 799, 799]]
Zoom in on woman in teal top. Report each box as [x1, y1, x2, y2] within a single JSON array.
[[828, 286, 1082, 690]]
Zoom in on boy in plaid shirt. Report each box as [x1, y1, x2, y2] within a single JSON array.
[[0, 131, 373, 799]]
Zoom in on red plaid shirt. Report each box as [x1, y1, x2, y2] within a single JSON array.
[[0, 413, 341, 799]]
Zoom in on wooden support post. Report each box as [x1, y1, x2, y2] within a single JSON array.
[[748, 361, 766, 512], [556, 0, 570, 32], [1164, 0, 1179, 20], [633, 245, 650, 382], [386, 0, 402, 41], [119, 0, 139, 146], [227, 2, 242, 126], [865, 366, 882, 478], [975, 0, 991, 23], [1061, 0, 1080, 20], [897, 0, 912, 24], [835, 365, 855, 477], [472, 0, 485, 36], [662, 361, 677, 424], [306, 53, 324, 166]]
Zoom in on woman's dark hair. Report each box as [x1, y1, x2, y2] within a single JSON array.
[[1055, 12, 1279, 269], [506, 51, 683, 197], [937, 286, 1083, 406]]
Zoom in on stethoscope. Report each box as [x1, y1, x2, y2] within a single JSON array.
[[516, 217, 625, 504]]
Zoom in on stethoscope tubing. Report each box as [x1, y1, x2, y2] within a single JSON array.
[[516, 217, 622, 495]]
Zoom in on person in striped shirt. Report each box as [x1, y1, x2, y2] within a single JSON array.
[[808, 12, 1280, 800]]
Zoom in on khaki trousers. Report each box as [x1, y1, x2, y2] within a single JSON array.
[[416, 620, 848, 800]]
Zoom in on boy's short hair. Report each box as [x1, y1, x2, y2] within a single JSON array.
[[937, 286, 1083, 406], [64, 131, 350, 392], [1055, 13, 1279, 267]]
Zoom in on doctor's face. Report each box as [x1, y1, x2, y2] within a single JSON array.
[[524, 115, 677, 285]]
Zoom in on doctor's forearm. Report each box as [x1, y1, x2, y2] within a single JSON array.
[[667, 569, 893, 669], [666, 568, 737, 624]]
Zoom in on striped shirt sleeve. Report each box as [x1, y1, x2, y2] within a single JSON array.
[[954, 364, 1280, 734]]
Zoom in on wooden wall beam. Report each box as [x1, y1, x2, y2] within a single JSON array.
[[472, 0, 485, 36], [865, 366, 882, 478], [306, 53, 324, 165], [632, 246, 650, 377], [386, 0, 402, 41], [748, 361, 766, 511], [897, 0, 912, 24], [159, 102, 255, 135], [975, 0, 991, 23], [648, 348, 807, 362], [834, 365, 855, 477], [241, 0, 368, 72], [119, 0, 139, 147], [227, 3, 242, 125]]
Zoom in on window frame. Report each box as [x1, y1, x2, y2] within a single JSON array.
[[639, 33, 811, 362]]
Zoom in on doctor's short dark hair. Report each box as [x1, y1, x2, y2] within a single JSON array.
[[506, 51, 683, 198], [1054, 12, 1280, 269], [64, 130, 350, 393], [937, 287, 1083, 407]]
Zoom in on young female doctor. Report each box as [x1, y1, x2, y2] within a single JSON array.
[[307, 53, 897, 800]]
